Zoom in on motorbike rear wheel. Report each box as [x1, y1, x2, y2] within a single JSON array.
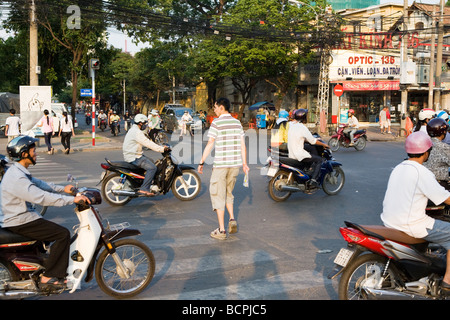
[[322, 167, 345, 195], [268, 170, 291, 202], [354, 137, 366, 151], [101, 173, 133, 206], [95, 239, 155, 298], [338, 253, 397, 300], [328, 137, 340, 152], [171, 169, 201, 201]]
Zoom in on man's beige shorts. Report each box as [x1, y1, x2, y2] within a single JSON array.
[[209, 167, 240, 212]]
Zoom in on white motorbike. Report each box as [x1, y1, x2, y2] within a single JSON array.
[[0, 179, 155, 299]]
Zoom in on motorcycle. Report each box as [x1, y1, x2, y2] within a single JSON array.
[[99, 147, 201, 206], [328, 124, 367, 151], [0, 182, 155, 299], [0, 154, 47, 216], [328, 220, 450, 300], [261, 137, 345, 202], [99, 118, 107, 132], [111, 119, 119, 136]]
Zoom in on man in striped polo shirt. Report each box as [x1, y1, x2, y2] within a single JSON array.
[[198, 97, 249, 240]]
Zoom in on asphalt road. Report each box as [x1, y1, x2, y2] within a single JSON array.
[[22, 124, 407, 301]]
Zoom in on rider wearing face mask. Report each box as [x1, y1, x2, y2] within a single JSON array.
[[123, 114, 168, 196], [380, 131, 450, 294], [0, 136, 90, 290]]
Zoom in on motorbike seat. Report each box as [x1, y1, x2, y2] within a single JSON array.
[[279, 157, 311, 170], [345, 221, 426, 244], [0, 227, 35, 246], [106, 159, 141, 170]]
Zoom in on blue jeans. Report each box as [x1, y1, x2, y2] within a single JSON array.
[[424, 219, 450, 250], [130, 156, 157, 192]]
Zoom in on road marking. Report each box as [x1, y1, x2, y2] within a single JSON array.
[[154, 249, 277, 277], [144, 270, 331, 300]]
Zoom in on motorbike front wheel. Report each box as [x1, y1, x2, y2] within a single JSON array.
[[322, 167, 345, 195], [338, 253, 397, 300], [268, 170, 291, 202], [328, 137, 340, 152], [101, 173, 133, 206], [171, 169, 201, 200], [95, 239, 155, 299]]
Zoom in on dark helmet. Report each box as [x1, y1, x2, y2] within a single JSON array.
[[293, 109, 308, 122], [426, 118, 449, 137], [7, 136, 39, 161]]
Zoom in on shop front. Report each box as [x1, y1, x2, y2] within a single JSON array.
[[335, 80, 401, 123]]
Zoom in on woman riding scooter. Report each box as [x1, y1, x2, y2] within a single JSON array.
[[425, 117, 450, 190]]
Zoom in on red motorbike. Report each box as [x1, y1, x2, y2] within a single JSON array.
[[328, 125, 367, 151], [329, 218, 449, 300]]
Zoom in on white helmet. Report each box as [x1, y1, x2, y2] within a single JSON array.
[[134, 114, 148, 124], [418, 108, 436, 121]]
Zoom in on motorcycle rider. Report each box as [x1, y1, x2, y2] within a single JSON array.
[[270, 110, 290, 153], [287, 109, 329, 187], [148, 109, 161, 142], [437, 110, 450, 145], [109, 110, 121, 133], [414, 108, 436, 133], [123, 114, 168, 196], [344, 109, 359, 146], [0, 136, 90, 289], [98, 109, 107, 128], [424, 117, 450, 190], [380, 131, 450, 293]]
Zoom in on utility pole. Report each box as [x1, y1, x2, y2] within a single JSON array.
[[428, 6, 436, 110], [400, 0, 408, 130], [434, 0, 444, 109], [29, 0, 39, 86]]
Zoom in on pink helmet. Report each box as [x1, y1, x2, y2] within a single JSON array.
[[405, 131, 433, 154]]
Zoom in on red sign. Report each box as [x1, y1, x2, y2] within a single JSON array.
[[334, 84, 344, 97], [341, 80, 399, 91]]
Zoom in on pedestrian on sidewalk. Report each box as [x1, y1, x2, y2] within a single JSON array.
[[5, 109, 21, 143], [379, 106, 388, 134], [197, 97, 249, 240], [37, 109, 54, 154], [59, 111, 75, 154]]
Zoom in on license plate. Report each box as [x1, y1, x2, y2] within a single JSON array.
[[267, 167, 278, 177], [100, 171, 107, 181], [333, 248, 355, 267]]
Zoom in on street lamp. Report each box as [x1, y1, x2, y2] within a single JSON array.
[[288, 0, 320, 31]]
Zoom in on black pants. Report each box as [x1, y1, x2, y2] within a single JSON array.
[[7, 219, 70, 279], [301, 155, 322, 180], [61, 132, 72, 150], [44, 132, 52, 151]]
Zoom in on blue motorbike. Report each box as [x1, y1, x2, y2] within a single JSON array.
[[262, 136, 345, 202]]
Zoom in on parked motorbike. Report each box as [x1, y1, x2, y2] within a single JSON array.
[[328, 220, 450, 300], [99, 118, 107, 132], [111, 119, 119, 136], [328, 124, 367, 151], [0, 154, 47, 216], [0, 184, 155, 299], [261, 137, 345, 202], [99, 147, 201, 206]]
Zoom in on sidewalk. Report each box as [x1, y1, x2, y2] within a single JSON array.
[[0, 129, 121, 155]]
